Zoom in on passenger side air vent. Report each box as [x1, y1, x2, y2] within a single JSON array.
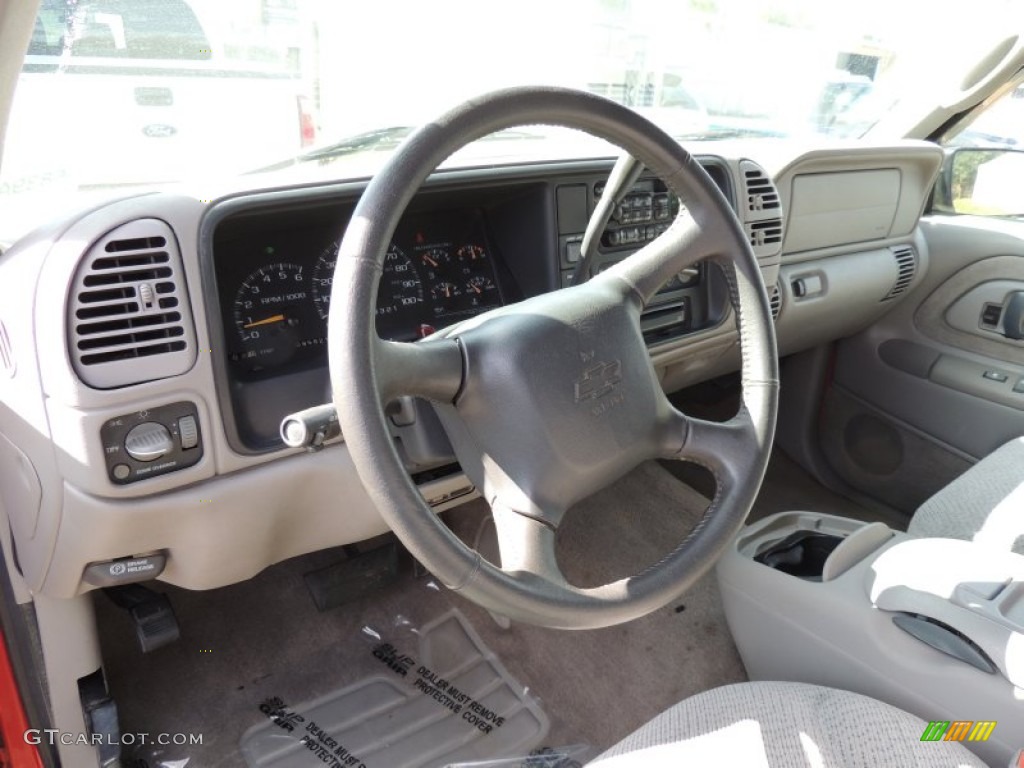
[[769, 283, 782, 321], [882, 245, 917, 301], [69, 219, 196, 388], [740, 160, 780, 212], [738, 160, 784, 260], [747, 219, 783, 248]]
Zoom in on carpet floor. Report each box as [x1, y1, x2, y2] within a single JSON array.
[[97, 461, 742, 768], [98, 447, 892, 767]]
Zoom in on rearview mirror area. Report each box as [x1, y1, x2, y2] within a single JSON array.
[[934, 147, 1024, 216]]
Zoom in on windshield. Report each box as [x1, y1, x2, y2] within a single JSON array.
[[0, 0, 1019, 232]]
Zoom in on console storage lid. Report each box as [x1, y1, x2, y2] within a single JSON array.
[[869, 538, 1024, 688]]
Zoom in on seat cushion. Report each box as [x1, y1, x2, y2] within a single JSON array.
[[588, 681, 986, 767], [909, 436, 1024, 554]]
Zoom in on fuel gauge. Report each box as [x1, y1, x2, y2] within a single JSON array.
[[431, 281, 462, 303]]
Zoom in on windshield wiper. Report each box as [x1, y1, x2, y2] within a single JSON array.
[[250, 126, 416, 173]]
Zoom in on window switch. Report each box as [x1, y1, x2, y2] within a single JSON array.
[[981, 303, 1002, 327], [1014, 379, 1024, 394], [983, 370, 1008, 383]]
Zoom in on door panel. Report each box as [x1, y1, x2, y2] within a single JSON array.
[[821, 215, 1024, 512]]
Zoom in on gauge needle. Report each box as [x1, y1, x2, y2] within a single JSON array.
[[470, 284, 481, 294], [243, 314, 286, 329], [423, 255, 438, 267]]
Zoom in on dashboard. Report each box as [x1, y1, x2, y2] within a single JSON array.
[[0, 139, 945, 599], [208, 169, 723, 452]]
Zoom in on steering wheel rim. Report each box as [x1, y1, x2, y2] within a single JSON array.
[[329, 86, 778, 629]]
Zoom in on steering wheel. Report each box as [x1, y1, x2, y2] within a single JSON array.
[[329, 87, 778, 629]]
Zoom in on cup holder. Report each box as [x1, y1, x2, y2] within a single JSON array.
[[753, 531, 844, 581]]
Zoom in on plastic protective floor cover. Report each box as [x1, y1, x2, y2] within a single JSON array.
[[238, 609, 592, 768]]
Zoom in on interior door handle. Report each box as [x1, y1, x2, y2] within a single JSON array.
[[1004, 291, 1024, 340]]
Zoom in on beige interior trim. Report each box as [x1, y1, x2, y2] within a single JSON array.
[[0, 0, 39, 179], [914, 255, 1024, 365]]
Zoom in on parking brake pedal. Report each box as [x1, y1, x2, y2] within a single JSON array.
[[104, 584, 180, 653]]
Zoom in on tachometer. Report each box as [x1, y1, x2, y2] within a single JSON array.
[[232, 263, 311, 367]]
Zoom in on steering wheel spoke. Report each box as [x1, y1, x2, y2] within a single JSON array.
[[661, 405, 765, 485], [374, 337, 464, 403], [490, 500, 568, 588], [602, 210, 722, 309]]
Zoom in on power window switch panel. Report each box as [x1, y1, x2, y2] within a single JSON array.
[[982, 370, 1008, 382], [178, 415, 199, 449], [980, 303, 1002, 327]]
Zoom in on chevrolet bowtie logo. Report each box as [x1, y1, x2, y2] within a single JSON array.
[[574, 359, 623, 403]]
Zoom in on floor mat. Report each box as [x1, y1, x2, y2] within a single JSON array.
[[96, 461, 745, 767], [239, 611, 559, 768]]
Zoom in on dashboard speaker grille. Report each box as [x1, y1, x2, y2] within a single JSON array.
[[883, 245, 917, 300], [69, 219, 196, 388]]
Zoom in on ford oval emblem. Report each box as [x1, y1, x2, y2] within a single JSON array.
[[143, 124, 177, 138]]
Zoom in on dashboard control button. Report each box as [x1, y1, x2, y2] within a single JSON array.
[[565, 239, 582, 263], [124, 422, 173, 462], [83, 554, 166, 587], [178, 415, 199, 450], [112, 463, 131, 480]]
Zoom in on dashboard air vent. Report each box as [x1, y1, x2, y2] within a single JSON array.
[[768, 283, 782, 321], [0, 320, 14, 377], [883, 246, 917, 301], [740, 160, 780, 212], [738, 160, 784, 259], [69, 219, 196, 388], [747, 219, 783, 248]]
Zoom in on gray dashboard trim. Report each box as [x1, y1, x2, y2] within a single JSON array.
[[199, 155, 734, 456]]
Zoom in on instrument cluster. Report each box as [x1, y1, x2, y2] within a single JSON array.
[[218, 207, 505, 378]]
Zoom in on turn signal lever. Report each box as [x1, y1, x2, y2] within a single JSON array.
[[572, 152, 644, 285], [280, 404, 340, 451]]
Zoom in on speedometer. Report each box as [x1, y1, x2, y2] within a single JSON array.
[[377, 245, 424, 338], [313, 242, 424, 340], [311, 246, 336, 320]]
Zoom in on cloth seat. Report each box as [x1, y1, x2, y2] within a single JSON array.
[[908, 436, 1024, 554], [588, 681, 985, 767]]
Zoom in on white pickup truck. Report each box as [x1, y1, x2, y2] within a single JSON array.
[[1, 0, 316, 196]]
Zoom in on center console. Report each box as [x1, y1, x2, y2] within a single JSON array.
[[717, 511, 1024, 767]]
